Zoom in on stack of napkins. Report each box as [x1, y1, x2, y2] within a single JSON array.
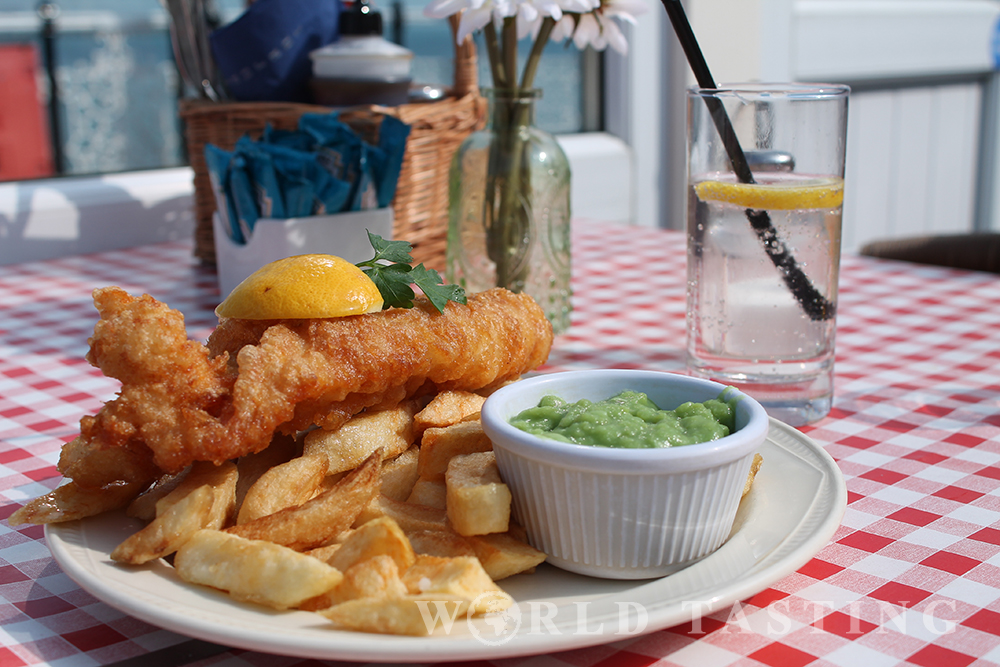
[[206, 112, 410, 244]]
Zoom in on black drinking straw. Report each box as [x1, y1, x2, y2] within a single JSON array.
[[661, 0, 835, 322]]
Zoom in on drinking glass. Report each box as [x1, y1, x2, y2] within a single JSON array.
[[686, 83, 850, 426]]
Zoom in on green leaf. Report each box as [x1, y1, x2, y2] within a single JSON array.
[[362, 263, 416, 309], [363, 231, 414, 265], [409, 264, 468, 312], [356, 232, 466, 313]]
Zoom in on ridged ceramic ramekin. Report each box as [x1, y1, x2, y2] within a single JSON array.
[[480, 370, 769, 579]]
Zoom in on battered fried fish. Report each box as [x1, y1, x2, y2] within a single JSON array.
[[10, 286, 552, 525]]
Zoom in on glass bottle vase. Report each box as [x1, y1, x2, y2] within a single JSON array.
[[446, 88, 572, 334]]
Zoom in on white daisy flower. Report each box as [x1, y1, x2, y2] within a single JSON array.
[[559, 0, 647, 53], [603, 0, 648, 23], [426, 0, 520, 43], [425, 0, 646, 74], [549, 14, 576, 42], [560, 0, 599, 12], [597, 11, 627, 53], [516, 1, 541, 39], [423, 0, 470, 19], [571, 12, 604, 50]]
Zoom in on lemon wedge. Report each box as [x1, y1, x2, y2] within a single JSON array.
[[216, 254, 384, 320], [694, 178, 844, 210]]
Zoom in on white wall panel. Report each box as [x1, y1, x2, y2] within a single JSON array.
[[928, 83, 981, 235], [842, 83, 981, 252], [891, 88, 935, 238], [843, 92, 895, 252]]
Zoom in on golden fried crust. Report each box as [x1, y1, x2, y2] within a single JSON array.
[[206, 318, 273, 366], [63, 287, 552, 486], [211, 289, 552, 464], [208, 288, 552, 389], [57, 288, 234, 487]]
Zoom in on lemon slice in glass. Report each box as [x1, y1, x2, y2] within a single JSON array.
[[216, 254, 384, 320], [694, 178, 844, 210]]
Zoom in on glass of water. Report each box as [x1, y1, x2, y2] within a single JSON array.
[[686, 83, 850, 426]]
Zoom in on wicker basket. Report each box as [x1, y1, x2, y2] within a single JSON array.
[[180, 24, 484, 271]]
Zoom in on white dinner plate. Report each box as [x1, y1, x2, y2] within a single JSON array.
[[46, 419, 846, 662]]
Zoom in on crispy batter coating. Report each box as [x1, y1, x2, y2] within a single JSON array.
[[59, 288, 232, 489], [12, 286, 552, 524], [210, 287, 552, 441]]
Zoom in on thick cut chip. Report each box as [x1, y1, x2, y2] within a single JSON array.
[[445, 452, 510, 536], [234, 434, 300, 516], [112, 461, 238, 564], [175, 529, 343, 609], [414, 390, 486, 433], [406, 478, 447, 509], [112, 487, 214, 564], [417, 421, 493, 482], [306, 541, 344, 564], [127, 469, 189, 521], [330, 516, 416, 573], [334, 554, 408, 601], [507, 521, 529, 543], [225, 450, 380, 550], [319, 596, 471, 636], [402, 555, 512, 614], [204, 465, 239, 529], [743, 453, 763, 497], [309, 471, 348, 501], [236, 452, 327, 524], [354, 494, 448, 533], [300, 554, 407, 611], [155, 460, 238, 522], [304, 400, 420, 475], [465, 532, 547, 580], [407, 529, 476, 559], [9, 478, 148, 526], [380, 446, 420, 502]]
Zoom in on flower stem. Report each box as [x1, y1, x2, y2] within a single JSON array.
[[520, 17, 555, 90], [501, 17, 518, 93], [485, 91, 535, 291], [482, 17, 557, 291], [483, 20, 505, 88]]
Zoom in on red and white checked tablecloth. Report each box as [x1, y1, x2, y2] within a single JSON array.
[[2, 222, 999, 667]]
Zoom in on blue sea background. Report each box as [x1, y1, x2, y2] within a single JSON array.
[[0, 0, 584, 176]]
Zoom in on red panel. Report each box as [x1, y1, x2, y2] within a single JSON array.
[[0, 44, 54, 180]]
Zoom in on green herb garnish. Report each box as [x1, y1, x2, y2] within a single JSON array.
[[356, 231, 467, 313]]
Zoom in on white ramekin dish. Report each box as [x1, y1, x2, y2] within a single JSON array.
[[480, 369, 769, 580]]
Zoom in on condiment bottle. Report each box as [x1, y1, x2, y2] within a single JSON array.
[[309, 0, 413, 106]]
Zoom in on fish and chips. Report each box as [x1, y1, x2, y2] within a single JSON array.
[[10, 280, 554, 636], [12, 285, 551, 525]]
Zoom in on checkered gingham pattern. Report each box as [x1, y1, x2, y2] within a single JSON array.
[[2, 222, 999, 667]]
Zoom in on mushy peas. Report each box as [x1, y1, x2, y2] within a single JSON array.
[[509, 390, 737, 448]]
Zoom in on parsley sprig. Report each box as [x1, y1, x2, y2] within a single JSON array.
[[356, 232, 467, 313]]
